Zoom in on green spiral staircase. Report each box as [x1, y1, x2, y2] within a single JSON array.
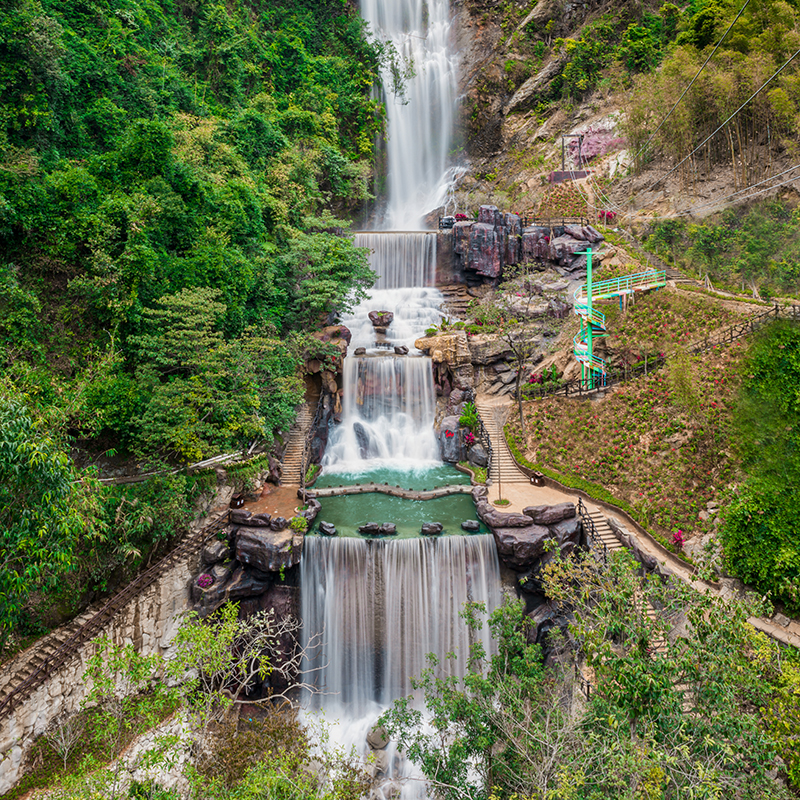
[[573, 249, 667, 388]]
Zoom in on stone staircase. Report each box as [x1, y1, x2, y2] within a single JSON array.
[[280, 403, 315, 485], [586, 509, 625, 557], [439, 283, 474, 320], [475, 399, 529, 485], [0, 602, 101, 704]]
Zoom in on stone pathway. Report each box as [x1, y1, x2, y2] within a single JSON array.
[[280, 403, 316, 484], [474, 394, 800, 650]]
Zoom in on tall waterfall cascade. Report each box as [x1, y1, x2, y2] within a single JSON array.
[[362, 0, 459, 229], [300, 535, 501, 796]]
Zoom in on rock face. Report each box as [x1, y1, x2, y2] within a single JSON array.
[[461, 519, 481, 532], [523, 503, 575, 526], [468, 443, 489, 468], [319, 521, 337, 536], [235, 527, 300, 573], [439, 416, 465, 463]]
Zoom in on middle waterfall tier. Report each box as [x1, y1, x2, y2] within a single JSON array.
[[322, 356, 440, 471], [345, 232, 443, 352]]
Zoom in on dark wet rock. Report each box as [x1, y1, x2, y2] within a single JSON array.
[[379, 523, 397, 536], [210, 562, 232, 585], [492, 524, 553, 569], [421, 522, 443, 535], [439, 415, 464, 463], [475, 497, 537, 528], [526, 601, 569, 646], [193, 581, 228, 618], [236, 527, 298, 572], [269, 516, 288, 531], [369, 310, 394, 328], [318, 521, 337, 536], [359, 523, 381, 535], [467, 443, 489, 469], [468, 223, 502, 278], [301, 498, 321, 524], [461, 519, 481, 532], [201, 540, 230, 566], [523, 503, 575, 525], [354, 347, 367, 356], [552, 516, 581, 550], [240, 512, 271, 528], [394, 345, 409, 355], [353, 421, 374, 459], [230, 509, 253, 525], [227, 566, 272, 600]]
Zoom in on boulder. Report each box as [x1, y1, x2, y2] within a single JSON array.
[[414, 331, 472, 367], [379, 523, 397, 536], [526, 601, 568, 646], [478, 204, 502, 226], [548, 235, 587, 264], [201, 540, 230, 566], [467, 335, 513, 365], [523, 503, 575, 526], [269, 516, 289, 531], [453, 220, 473, 258], [563, 224, 587, 241], [492, 524, 553, 569], [368, 310, 394, 328], [467, 443, 489, 469], [226, 566, 272, 600], [461, 520, 481, 532], [236, 527, 298, 572], [318, 521, 337, 536], [359, 523, 381, 535], [439, 416, 464, 463], [551, 516, 582, 555], [367, 725, 390, 750], [394, 345, 409, 355], [230, 509, 253, 525], [421, 522, 444, 535], [354, 347, 367, 356]]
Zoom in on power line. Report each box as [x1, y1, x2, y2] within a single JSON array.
[[669, 162, 800, 217], [651, 46, 800, 188], [631, 0, 753, 165]]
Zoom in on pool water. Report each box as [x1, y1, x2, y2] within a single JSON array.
[[313, 492, 486, 538], [314, 463, 470, 491]]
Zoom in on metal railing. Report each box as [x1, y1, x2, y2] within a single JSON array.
[[521, 304, 797, 402], [300, 400, 325, 492], [573, 269, 666, 303], [464, 389, 494, 478], [0, 509, 231, 721], [577, 498, 607, 564]]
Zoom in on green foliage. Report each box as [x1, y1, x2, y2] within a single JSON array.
[[305, 462, 321, 485], [289, 515, 308, 533], [647, 201, 800, 296], [722, 321, 800, 611], [0, 383, 99, 652], [384, 555, 790, 798], [0, 0, 385, 461], [458, 401, 479, 434]]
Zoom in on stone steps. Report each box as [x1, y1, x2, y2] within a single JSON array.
[[475, 401, 530, 484], [280, 404, 316, 484], [587, 510, 624, 555]]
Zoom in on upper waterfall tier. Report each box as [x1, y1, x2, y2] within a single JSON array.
[[300, 534, 501, 712], [361, 0, 458, 230]]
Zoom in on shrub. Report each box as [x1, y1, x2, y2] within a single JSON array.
[[289, 516, 308, 533], [459, 402, 479, 434]]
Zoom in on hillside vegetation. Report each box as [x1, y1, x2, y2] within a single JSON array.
[[0, 0, 385, 651]]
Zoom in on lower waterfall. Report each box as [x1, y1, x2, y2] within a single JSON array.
[[299, 535, 501, 796]]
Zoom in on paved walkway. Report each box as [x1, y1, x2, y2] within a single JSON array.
[[475, 395, 800, 649]]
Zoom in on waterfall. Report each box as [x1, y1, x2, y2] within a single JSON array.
[[301, 534, 501, 711], [322, 356, 440, 471], [355, 232, 436, 289], [361, 0, 459, 230]]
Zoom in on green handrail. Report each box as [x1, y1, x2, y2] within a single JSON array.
[[573, 269, 666, 302]]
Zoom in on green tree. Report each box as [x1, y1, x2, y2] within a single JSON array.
[[0, 383, 94, 652]]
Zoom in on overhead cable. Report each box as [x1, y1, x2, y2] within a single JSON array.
[[651, 46, 800, 188], [631, 0, 753, 165]]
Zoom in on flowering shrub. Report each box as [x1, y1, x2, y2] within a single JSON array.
[[672, 529, 685, 549], [464, 431, 476, 447], [197, 573, 214, 589]]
